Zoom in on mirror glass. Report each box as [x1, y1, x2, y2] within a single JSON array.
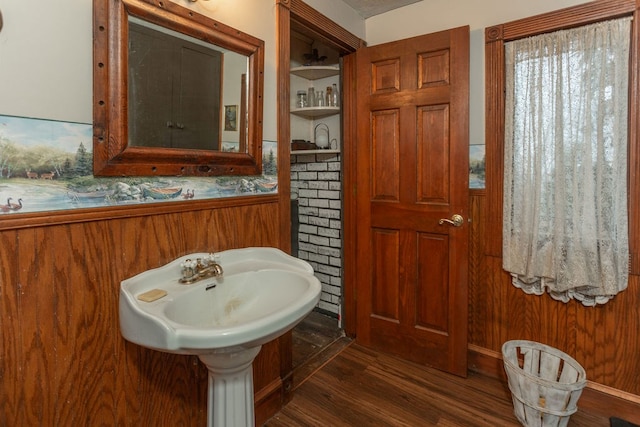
[[128, 17, 249, 152], [93, 0, 264, 176]]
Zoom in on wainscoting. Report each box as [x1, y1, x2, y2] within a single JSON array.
[[0, 196, 289, 426], [468, 190, 640, 421]]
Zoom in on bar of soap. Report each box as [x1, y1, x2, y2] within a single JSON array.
[[137, 289, 168, 302]]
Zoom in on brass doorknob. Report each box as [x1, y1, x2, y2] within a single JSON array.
[[438, 214, 464, 227]]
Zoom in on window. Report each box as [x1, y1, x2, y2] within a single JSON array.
[[503, 18, 631, 306], [485, 1, 638, 306]]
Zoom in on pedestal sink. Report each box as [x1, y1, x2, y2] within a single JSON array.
[[119, 247, 322, 427]]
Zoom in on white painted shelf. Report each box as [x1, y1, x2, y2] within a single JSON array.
[[290, 106, 340, 119], [291, 149, 340, 154], [290, 65, 340, 80]]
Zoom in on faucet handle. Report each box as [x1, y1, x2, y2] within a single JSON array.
[[180, 259, 196, 269], [205, 253, 223, 276], [180, 259, 197, 282]]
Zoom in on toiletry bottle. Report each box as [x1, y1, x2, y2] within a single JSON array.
[[332, 83, 339, 107], [317, 91, 325, 107], [307, 87, 315, 108], [296, 90, 307, 108]]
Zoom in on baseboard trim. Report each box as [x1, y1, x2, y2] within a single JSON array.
[[468, 344, 640, 424], [312, 306, 339, 319], [255, 378, 283, 426]]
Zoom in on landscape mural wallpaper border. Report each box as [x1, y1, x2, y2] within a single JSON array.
[[0, 114, 278, 215], [469, 144, 486, 189], [0, 114, 485, 216]]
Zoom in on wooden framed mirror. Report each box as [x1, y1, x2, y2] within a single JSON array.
[[93, 0, 264, 176]]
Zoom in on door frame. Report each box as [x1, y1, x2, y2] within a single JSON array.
[[275, 0, 363, 338]]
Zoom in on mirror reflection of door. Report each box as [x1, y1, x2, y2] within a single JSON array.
[[128, 22, 222, 150]]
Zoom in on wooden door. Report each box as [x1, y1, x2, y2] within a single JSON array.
[[174, 44, 222, 150], [355, 26, 470, 376]]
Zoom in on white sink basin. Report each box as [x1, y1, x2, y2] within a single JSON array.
[[119, 247, 322, 427], [119, 247, 321, 354], [164, 270, 319, 347]]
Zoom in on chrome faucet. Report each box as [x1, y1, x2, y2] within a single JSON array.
[[179, 253, 223, 284]]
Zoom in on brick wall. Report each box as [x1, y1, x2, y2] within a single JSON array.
[[290, 152, 342, 317]]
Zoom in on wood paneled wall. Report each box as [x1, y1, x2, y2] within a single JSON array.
[[0, 197, 286, 426], [468, 190, 640, 399], [473, 2, 640, 416]]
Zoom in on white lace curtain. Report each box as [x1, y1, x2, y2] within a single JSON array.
[[503, 17, 631, 306]]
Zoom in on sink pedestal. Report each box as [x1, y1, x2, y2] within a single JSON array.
[[198, 346, 262, 427]]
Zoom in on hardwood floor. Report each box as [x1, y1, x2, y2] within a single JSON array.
[[291, 310, 351, 390], [270, 336, 612, 426], [292, 310, 345, 369]]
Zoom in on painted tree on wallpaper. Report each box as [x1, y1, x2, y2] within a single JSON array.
[[469, 145, 486, 189], [23, 143, 90, 179], [0, 114, 278, 215], [0, 115, 93, 180], [0, 140, 17, 178], [263, 148, 277, 175], [1, 131, 82, 180], [72, 142, 93, 177]]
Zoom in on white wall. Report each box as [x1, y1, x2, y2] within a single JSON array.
[[365, 0, 591, 146], [0, 0, 280, 141], [0, 0, 593, 145], [303, 0, 365, 41], [0, 0, 92, 124]]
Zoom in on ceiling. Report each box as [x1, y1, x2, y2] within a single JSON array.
[[340, 0, 423, 19]]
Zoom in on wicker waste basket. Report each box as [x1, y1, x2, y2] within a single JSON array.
[[502, 340, 587, 427]]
